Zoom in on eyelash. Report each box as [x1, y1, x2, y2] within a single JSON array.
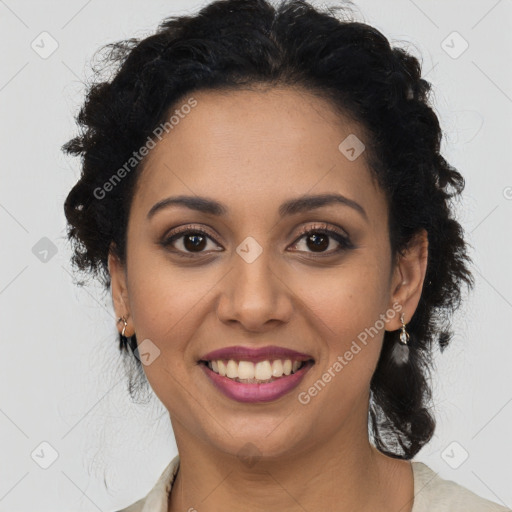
[[160, 223, 353, 259]]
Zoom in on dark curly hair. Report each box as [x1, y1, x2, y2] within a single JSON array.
[[62, 0, 474, 459]]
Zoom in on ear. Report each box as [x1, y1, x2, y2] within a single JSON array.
[[108, 242, 134, 337], [385, 228, 429, 330]]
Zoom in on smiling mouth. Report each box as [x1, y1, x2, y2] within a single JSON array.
[[198, 358, 315, 384]]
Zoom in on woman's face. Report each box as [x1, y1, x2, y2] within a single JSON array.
[[109, 86, 426, 459]]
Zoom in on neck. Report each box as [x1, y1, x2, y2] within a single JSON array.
[[167, 416, 414, 512]]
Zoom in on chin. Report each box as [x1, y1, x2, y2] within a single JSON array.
[[204, 422, 310, 462]]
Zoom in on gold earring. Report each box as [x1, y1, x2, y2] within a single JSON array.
[[117, 316, 128, 337], [399, 313, 410, 345], [390, 311, 410, 365]]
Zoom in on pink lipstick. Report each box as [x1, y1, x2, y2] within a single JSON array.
[[198, 345, 315, 403]]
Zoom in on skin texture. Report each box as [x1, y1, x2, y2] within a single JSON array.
[[108, 86, 428, 512]]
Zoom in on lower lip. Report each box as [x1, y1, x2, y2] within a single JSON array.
[[199, 361, 314, 403]]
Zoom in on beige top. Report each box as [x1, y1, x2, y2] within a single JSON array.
[[116, 455, 510, 512]]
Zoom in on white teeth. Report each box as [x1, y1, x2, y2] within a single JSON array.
[[254, 361, 272, 380], [226, 360, 238, 378], [271, 360, 283, 377], [218, 360, 227, 377], [206, 358, 307, 381], [238, 360, 255, 379]]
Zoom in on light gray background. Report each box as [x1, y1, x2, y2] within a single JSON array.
[[1, 0, 511, 510]]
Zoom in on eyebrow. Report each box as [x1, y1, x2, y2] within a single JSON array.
[[146, 193, 367, 221]]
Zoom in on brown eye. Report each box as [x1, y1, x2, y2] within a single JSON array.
[[160, 223, 353, 259], [161, 227, 223, 257], [289, 224, 353, 255], [304, 232, 330, 252], [182, 232, 208, 252]]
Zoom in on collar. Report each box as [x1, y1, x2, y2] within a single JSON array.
[[139, 454, 180, 512]]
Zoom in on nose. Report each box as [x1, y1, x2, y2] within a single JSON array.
[[215, 249, 293, 332]]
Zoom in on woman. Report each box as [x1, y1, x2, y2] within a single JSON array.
[[62, 0, 509, 511]]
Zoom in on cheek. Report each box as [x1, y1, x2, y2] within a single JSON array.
[[305, 259, 389, 333], [127, 268, 209, 346], [297, 256, 390, 379], [124, 251, 211, 409], [124, 243, 210, 351]]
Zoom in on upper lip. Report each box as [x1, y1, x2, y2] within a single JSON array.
[[199, 345, 314, 363]]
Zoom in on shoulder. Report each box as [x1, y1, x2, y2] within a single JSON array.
[[113, 456, 510, 512], [114, 497, 145, 512], [411, 461, 510, 512], [114, 455, 180, 512]]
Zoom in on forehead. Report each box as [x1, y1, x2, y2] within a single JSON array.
[[131, 86, 385, 223]]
